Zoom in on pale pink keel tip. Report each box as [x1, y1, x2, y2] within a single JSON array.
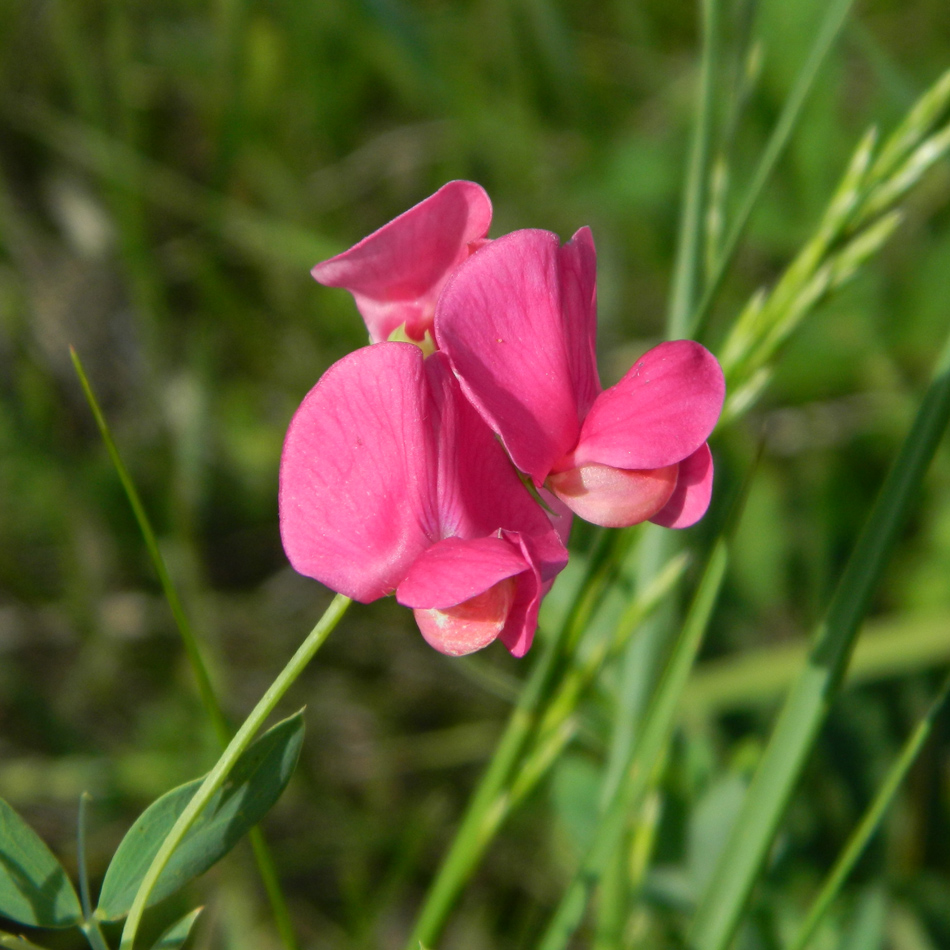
[[279, 343, 567, 657], [547, 462, 679, 529], [436, 230, 725, 529], [311, 181, 492, 344], [414, 577, 519, 656]]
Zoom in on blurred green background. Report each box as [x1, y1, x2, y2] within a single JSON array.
[[1, 0, 950, 947]]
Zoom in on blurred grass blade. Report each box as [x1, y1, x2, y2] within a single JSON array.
[[70, 346, 227, 743], [789, 671, 950, 950], [508, 550, 690, 809], [688, 327, 950, 950], [667, 0, 721, 338], [70, 348, 300, 950], [7, 100, 333, 270], [682, 608, 950, 716], [689, 0, 854, 338], [838, 888, 887, 950], [866, 66, 950, 183], [537, 536, 730, 950]]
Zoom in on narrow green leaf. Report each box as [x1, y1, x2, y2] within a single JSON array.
[[149, 908, 202, 950], [97, 711, 305, 920], [688, 329, 950, 950], [0, 931, 53, 950], [0, 798, 82, 928]]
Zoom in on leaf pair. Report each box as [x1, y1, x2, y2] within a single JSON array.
[[0, 712, 304, 947]]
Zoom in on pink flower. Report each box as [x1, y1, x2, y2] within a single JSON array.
[[310, 181, 492, 347], [435, 229, 726, 529], [279, 342, 569, 657]]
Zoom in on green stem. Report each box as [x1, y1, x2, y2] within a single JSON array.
[[78, 794, 110, 950], [118, 594, 351, 950], [77, 792, 93, 920], [80, 922, 111, 950], [788, 669, 950, 950]]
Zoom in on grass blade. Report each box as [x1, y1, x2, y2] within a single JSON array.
[[687, 327, 950, 950], [70, 348, 301, 950], [788, 671, 950, 950]]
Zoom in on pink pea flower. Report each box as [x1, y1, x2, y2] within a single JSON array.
[[435, 228, 726, 529], [279, 342, 569, 657], [310, 181, 492, 348]]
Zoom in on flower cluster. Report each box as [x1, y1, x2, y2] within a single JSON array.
[[280, 181, 725, 657]]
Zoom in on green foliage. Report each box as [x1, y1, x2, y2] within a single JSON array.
[[97, 712, 304, 921], [0, 799, 81, 929], [2, 0, 950, 948]]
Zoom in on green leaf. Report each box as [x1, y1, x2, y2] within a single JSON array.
[[0, 798, 82, 928], [97, 711, 304, 921], [149, 908, 202, 950], [0, 931, 53, 950]]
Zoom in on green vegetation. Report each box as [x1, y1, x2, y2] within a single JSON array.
[[2, 1, 950, 948]]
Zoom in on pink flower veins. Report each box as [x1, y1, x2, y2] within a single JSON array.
[[435, 229, 726, 529], [310, 181, 492, 346], [279, 342, 569, 657]]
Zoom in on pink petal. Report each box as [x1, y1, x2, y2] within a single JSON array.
[[649, 443, 715, 529], [311, 181, 492, 343], [497, 531, 545, 658], [424, 353, 571, 581], [435, 228, 600, 484], [279, 343, 438, 602], [538, 486, 575, 549], [571, 340, 725, 471], [396, 536, 528, 609], [548, 462, 678, 528]]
